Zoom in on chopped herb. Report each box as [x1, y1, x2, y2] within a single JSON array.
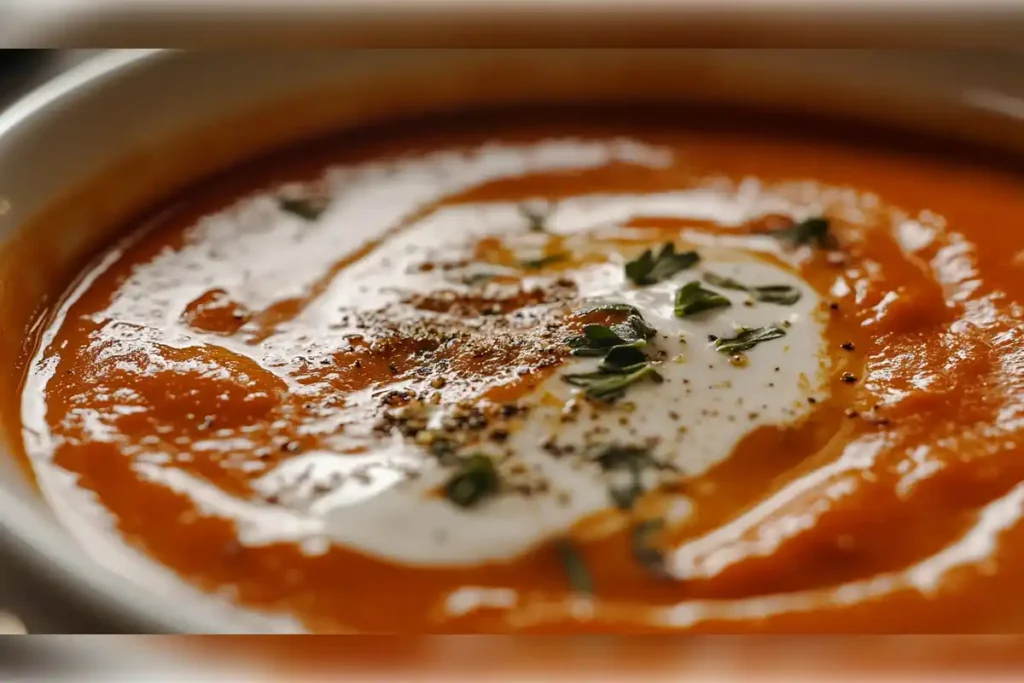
[[593, 445, 653, 471], [556, 539, 593, 594], [519, 202, 552, 233], [770, 216, 835, 248], [713, 326, 787, 354], [609, 481, 644, 510], [625, 242, 700, 286], [576, 302, 643, 317], [674, 281, 732, 318], [562, 362, 663, 402], [443, 454, 499, 508], [752, 286, 802, 306], [601, 343, 647, 369], [278, 197, 327, 221], [626, 314, 657, 340], [597, 446, 649, 510], [703, 273, 802, 306], [520, 253, 568, 270], [568, 314, 655, 357], [632, 519, 669, 578]]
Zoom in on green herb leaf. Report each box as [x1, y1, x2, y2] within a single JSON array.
[[568, 314, 655, 357], [520, 253, 567, 270], [674, 281, 732, 318], [443, 454, 499, 508], [568, 325, 629, 357], [609, 481, 644, 510], [713, 326, 787, 354], [623, 313, 657, 341], [701, 273, 747, 291], [598, 446, 649, 510], [632, 519, 669, 578], [430, 438, 458, 466], [625, 243, 700, 286], [519, 202, 552, 233], [703, 273, 802, 306], [594, 445, 653, 471], [593, 446, 677, 510], [562, 362, 663, 402], [576, 302, 643, 317], [601, 343, 647, 369], [555, 539, 593, 594], [770, 216, 834, 248], [583, 324, 627, 345], [751, 285, 802, 306], [278, 197, 327, 221]]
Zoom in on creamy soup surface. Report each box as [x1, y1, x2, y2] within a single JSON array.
[[16, 108, 1024, 632]]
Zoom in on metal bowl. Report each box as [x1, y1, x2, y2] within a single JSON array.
[[1, 49, 1023, 634]]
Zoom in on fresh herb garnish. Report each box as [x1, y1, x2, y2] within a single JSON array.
[[568, 324, 630, 358], [594, 445, 654, 471], [625, 242, 700, 286], [519, 202, 552, 233], [443, 454, 499, 508], [769, 216, 834, 248], [278, 197, 327, 221], [576, 302, 643, 317], [595, 445, 651, 510], [749, 286, 802, 306], [562, 362, 663, 402], [601, 343, 647, 369], [565, 305, 662, 401], [555, 539, 593, 594], [632, 519, 669, 578], [713, 326, 787, 354], [703, 273, 802, 306], [520, 253, 568, 270], [674, 281, 732, 318], [568, 314, 655, 358], [609, 481, 644, 510]]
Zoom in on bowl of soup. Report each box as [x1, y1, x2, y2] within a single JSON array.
[[3, 50, 1024, 633]]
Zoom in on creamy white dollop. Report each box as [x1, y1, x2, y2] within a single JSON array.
[[291, 249, 826, 565], [25, 138, 836, 573]]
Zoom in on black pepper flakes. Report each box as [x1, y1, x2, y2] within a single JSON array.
[[841, 342, 855, 351], [841, 372, 858, 383]]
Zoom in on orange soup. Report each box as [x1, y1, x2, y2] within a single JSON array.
[[14, 107, 1024, 632]]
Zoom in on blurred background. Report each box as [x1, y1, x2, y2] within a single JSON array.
[[2, 2, 1024, 48]]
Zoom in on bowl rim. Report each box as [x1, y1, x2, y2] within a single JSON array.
[[2, 48, 1024, 635], [0, 48, 238, 635]]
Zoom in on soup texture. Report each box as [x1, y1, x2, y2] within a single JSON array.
[[16, 108, 1024, 632]]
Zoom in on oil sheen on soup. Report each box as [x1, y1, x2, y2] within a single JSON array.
[[18, 108, 1024, 632]]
